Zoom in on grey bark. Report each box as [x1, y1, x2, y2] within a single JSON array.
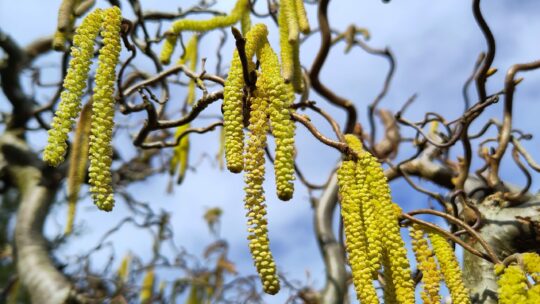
[[463, 194, 540, 304], [314, 172, 347, 304], [1, 132, 74, 304]]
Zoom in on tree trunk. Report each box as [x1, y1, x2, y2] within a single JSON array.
[[463, 194, 540, 304]]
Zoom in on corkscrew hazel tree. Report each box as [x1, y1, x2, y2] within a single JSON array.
[[6, 1, 540, 303]]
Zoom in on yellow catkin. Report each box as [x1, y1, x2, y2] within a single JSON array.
[[278, 0, 294, 83], [528, 285, 540, 304], [409, 224, 441, 304], [497, 265, 528, 304], [140, 267, 155, 304], [170, 123, 190, 184], [346, 135, 383, 277], [177, 35, 199, 105], [285, 0, 299, 44], [222, 45, 246, 174], [352, 135, 414, 304], [429, 232, 471, 304], [290, 39, 303, 93], [160, 34, 178, 65], [523, 252, 540, 283], [337, 159, 379, 303], [160, 0, 249, 64], [218, 127, 225, 170], [294, 0, 310, 34], [382, 254, 398, 304], [222, 24, 269, 173], [53, 0, 80, 50], [258, 41, 296, 201], [244, 90, 280, 295], [88, 6, 122, 211], [241, 7, 252, 35], [117, 253, 131, 283], [44, 9, 102, 167], [65, 101, 92, 235]]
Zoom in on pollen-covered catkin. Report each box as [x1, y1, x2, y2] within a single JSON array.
[[523, 252, 540, 283], [244, 90, 280, 295], [409, 224, 441, 304], [347, 135, 383, 277], [65, 101, 92, 235], [170, 123, 190, 184], [178, 35, 199, 105], [258, 41, 296, 201], [337, 159, 379, 303], [429, 232, 471, 304], [159, 34, 177, 65], [140, 267, 155, 304], [44, 9, 102, 166], [344, 133, 413, 303], [222, 51, 244, 173], [160, 0, 249, 64], [278, 0, 294, 83], [497, 265, 528, 304], [88, 6, 122, 211], [294, 0, 310, 34]]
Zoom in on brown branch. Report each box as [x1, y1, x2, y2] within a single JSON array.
[[400, 214, 494, 263], [309, 0, 357, 134], [488, 59, 540, 187]]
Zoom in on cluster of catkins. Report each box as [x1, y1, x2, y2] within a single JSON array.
[[495, 252, 540, 303], [222, 23, 298, 295], [157, 0, 311, 294], [338, 134, 471, 303], [44, 7, 122, 212]]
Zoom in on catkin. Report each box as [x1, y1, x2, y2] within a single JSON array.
[[222, 50, 245, 173], [178, 35, 199, 105], [65, 101, 92, 235], [294, 0, 310, 34], [523, 252, 540, 283], [409, 224, 441, 304], [170, 123, 190, 184], [160, 0, 249, 64], [338, 134, 414, 303], [356, 139, 414, 303], [88, 6, 122, 211], [140, 267, 155, 304], [244, 90, 280, 295], [278, 0, 304, 92], [429, 232, 471, 304], [278, 0, 294, 83], [117, 253, 131, 283], [44, 9, 102, 166], [497, 265, 528, 304], [258, 41, 296, 201], [337, 159, 379, 303]]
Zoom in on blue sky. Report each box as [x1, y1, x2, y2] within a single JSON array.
[[2, 0, 540, 302]]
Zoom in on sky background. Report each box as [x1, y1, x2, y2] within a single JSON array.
[[1, 0, 540, 302]]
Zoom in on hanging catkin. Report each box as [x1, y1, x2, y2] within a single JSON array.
[[88, 6, 122, 211]]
